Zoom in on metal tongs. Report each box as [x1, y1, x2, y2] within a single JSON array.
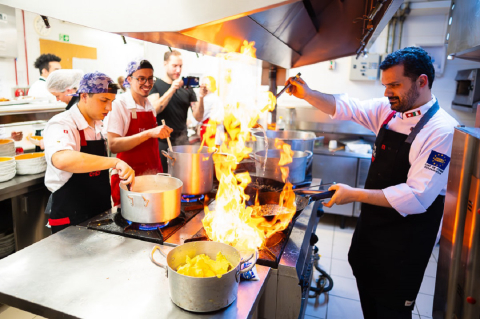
[[276, 72, 301, 99]]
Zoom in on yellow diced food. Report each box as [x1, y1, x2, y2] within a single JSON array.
[[177, 252, 233, 278]]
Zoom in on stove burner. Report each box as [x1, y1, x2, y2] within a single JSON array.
[[181, 194, 205, 203], [125, 220, 170, 231]]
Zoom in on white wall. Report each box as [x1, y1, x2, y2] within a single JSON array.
[[276, 13, 480, 127], [0, 10, 221, 99]]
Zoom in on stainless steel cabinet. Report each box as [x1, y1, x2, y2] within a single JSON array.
[[11, 186, 51, 251], [353, 158, 371, 217], [312, 154, 357, 217]]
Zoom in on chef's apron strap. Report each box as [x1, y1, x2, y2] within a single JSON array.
[[382, 111, 396, 127], [405, 101, 439, 144], [79, 129, 87, 147]]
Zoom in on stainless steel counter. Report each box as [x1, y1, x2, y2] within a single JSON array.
[[0, 227, 271, 319], [0, 102, 65, 124], [313, 145, 371, 159], [0, 173, 45, 202]]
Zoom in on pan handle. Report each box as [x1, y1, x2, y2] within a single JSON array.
[[156, 173, 172, 177], [310, 190, 335, 201], [161, 150, 175, 164], [239, 250, 258, 274], [304, 150, 313, 168], [150, 245, 169, 277], [248, 153, 259, 162]]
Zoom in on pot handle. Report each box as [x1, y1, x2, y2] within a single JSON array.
[[161, 150, 175, 164], [127, 194, 150, 207], [239, 250, 258, 274], [248, 153, 261, 162], [305, 150, 313, 168], [156, 173, 172, 177], [150, 245, 168, 276]]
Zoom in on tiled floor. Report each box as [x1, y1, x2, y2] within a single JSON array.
[[306, 213, 439, 319], [0, 214, 441, 319]]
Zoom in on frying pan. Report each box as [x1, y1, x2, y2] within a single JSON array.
[[248, 190, 335, 221]]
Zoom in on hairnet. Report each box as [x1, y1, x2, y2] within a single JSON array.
[[46, 69, 84, 93]]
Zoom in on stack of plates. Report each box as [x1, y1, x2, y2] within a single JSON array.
[[15, 153, 46, 175], [0, 139, 15, 157], [0, 232, 15, 258], [0, 157, 16, 182]]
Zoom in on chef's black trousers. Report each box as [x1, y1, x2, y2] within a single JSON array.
[[356, 279, 413, 319]]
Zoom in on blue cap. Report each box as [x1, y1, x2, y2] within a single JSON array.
[[69, 71, 115, 96]]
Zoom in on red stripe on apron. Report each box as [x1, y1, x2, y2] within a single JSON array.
[[48, 217, 71, 226]]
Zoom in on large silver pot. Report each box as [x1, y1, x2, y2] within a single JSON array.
[[162, 145, 214, 195], [252, 149, 313, 184], [119, 173, 182, 223], [150, 241, 256, 312], [253, 130, 323, 152]]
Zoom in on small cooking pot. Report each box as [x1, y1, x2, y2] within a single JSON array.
[[162, 145, 214, 195], [119, 173, 182, 224], [251, 149, 313, 184], [150, 241, 256, 312]]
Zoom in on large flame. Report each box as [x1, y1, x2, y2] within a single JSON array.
[[202, 41, 296, 252]]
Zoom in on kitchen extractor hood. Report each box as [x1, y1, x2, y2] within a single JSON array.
[[446, 0, 480, 62], [0, 0, 402, 69]]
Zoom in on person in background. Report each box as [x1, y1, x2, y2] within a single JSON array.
[[148, 50, 207, 172], [196, 76, 224, 146], [286, 47, 457, 319], [105, 59, 172, 206], [29, 54, 62, 99], [46, 69, 84, 110], [44, 71, 134, 234], [117, 76, 126, 94]]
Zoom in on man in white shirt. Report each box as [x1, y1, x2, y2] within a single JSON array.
[[196, 76, 224, 146], [105, 59, 172, 206], [286, 47, 457, 318], [44, 71, 134, 234], [28, 54, 62, 100]]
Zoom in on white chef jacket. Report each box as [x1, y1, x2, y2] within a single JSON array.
[[44, 103, 105, 192], [332, 94, 458, 217], [28, 77, 56, 101], [103, 90, 156, 137]]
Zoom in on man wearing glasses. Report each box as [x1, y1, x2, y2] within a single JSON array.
[[105, 59, 172, 206]]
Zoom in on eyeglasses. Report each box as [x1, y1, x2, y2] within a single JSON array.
[[131, 76, 156, 85]]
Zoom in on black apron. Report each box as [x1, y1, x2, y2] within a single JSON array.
[[348, 101, 444, 310], [49, 128, 111, 234]]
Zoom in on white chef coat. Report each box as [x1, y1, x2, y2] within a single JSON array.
[[332, 94, 458, 217], [103, 90, 156, 137], [28, 77, 56, 101], [44, 103, 105, 192], [190, 92, 224, 145]]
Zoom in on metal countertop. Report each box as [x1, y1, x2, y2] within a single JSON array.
[[0, 227, 270, 319], [0, 172, 46, 201]]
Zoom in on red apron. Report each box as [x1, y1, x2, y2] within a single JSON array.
[[111, 110, 163, 206]]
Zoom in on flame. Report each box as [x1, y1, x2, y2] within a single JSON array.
[[202, 41, 296, 252]]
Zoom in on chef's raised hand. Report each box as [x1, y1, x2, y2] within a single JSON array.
[[285, 76, 311, 99], [116, 160, 135, 189], [171, 78, 184, 92], [149, 124, 173, 139], [198, 84, 208, 98], [323, 183, 357, 208]]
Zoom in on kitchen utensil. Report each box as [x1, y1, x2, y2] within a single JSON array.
[[162, 145, 214, 195], [253, 130, 323, 153], [251, 149, 313, 184], [161, 119, 173, 151], [150, 241, 256, 312], [276, 72, 301, 99], [119, 173, 182, 224]]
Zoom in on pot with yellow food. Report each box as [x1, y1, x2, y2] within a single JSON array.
[[150, 241, 256, 312]]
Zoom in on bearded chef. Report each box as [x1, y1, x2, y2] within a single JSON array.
[[286, 47, 458, 319], [44, 72, 135, 234], [105, 59, 172, 206]]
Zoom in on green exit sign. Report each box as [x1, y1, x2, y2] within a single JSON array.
[[59, 34, 69, 42]]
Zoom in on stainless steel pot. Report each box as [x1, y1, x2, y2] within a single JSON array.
[[150, 242, 256, 312], [119, 173, 182, 223], [253, 130, 323, 152], [252, 149, 313, 184], [161, 145, 214, 195]]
